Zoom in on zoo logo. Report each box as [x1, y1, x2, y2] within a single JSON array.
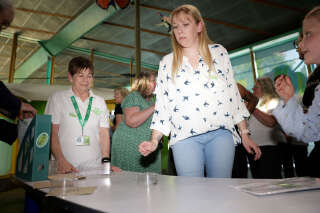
[[36, 132, 49, 148]]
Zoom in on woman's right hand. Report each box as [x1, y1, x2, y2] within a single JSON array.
[[139, 140, 158, 156], [57, 158, 78, 174], [274, 75, 294, 103]]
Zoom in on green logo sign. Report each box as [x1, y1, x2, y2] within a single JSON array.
[[36, 132, 49, 148]]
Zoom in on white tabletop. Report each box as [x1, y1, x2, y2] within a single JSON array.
[[32, 171, 319, 213]]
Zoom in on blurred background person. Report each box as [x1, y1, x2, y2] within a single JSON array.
[[247, 77, 285, 178], [0, 0, 36, 146], [111, 72, 161, 173], [232, 83, 259, 178], [112, 87, 129, 131]]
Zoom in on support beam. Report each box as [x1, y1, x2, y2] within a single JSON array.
[[91, 49, 95, 88], [14, 3, 119, 83], [82, 37, 167, 56], [140, 4, 268, 35], [103, 21, 170, 37], [8, 33, 18, 83], [307, 64, 312, 76], [90, 49, 95, 64], [135, 0, 141, 75], [50, 56, 55, 85], [46, 56, 51, 85], [250, 49, 257, 82], [248, 0, 307, 13], [9, 25, 55, 35], [15, 8, 169, 37], [130, 59, 133, 87], [15, 8, 74, 19], [67, 46, 158, 71]]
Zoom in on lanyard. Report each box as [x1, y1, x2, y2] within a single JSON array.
[[71, 96, 93, 135]]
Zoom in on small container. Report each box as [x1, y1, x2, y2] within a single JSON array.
[[101, 157, 111, 175], [137, 172, 158, 186]]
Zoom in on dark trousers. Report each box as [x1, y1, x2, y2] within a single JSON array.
[[232, 144, 248, 178], [278, 143, 308, 177], [248, 145, 282, 179], [307, 141, 320, 177]]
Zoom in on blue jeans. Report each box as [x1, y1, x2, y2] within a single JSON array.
[[171, 129, 235, 178]]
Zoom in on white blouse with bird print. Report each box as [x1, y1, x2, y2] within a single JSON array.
[[151, 44, 249, 146]]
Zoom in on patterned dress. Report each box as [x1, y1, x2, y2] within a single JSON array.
[[111, 91, 161, 173]]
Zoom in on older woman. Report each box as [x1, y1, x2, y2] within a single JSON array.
[[111, 72, 161, 173], [45, 56, 112, 173], [248, 78, 286, 178], [113, 88, 129, 131]]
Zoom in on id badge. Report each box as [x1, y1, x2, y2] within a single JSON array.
[[75, 136, 90, 146]]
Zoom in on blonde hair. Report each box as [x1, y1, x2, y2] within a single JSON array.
[[170, 4, 215, 79], [114, 87, 129, 99], [131, 72, 155, 98], [304, 5, 320, 21], [256, 78, 279, 107]]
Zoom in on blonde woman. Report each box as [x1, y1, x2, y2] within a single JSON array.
[[111, 72, 161, 173], [139, 4, 261, 178], [248, 78, 285, 178], [113, 87, 129, 131]]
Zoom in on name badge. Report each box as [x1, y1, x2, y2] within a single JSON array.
[[75, 136, 90, 146]]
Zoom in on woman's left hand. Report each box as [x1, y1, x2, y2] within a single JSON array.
[[111, 166, 122, 172], [241, 134, 262, 161]]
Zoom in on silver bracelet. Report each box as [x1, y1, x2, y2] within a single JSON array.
[[240, 129, 250, 135]]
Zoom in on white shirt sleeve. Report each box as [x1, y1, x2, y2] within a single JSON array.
[[150, 59, 171, 136], [273, 87, 320, 143], [222, 47, 250, 124]]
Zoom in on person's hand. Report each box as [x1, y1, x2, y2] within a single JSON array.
[[274, 75, 294, 103], [56, 158, 78, 174], [139, 140, 158, 156], [111, 166, 122, 172], [241, 134, 262, 161], [20, 102, 37, 120]]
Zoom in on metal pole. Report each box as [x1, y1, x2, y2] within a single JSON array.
[[9, 33, 18, 83], [250, 48, 257, 82], [130, 59, 133, 87], [307, 64, 312, 76], [91, 49, 95, 88], [50, 56, 55, 85], [135, 0, 141, 75]]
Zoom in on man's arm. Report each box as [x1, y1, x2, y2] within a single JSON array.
[[237, 83, 258, 113], [0, 81, 21, 118], [252, 108, 277, 128]]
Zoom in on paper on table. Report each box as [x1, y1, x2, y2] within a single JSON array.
[[33, 180, 51, 189], [46, 186, 97, 197], [48, 173, 86, 180], [233, 177, 320, 196]]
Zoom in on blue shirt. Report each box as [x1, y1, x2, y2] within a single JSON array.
[[151, 44, 249, 146], [273, 86, 320, 143]]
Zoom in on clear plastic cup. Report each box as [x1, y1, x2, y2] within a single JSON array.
[[138, 172, 158, 186], [49, 177, 74, 197]]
